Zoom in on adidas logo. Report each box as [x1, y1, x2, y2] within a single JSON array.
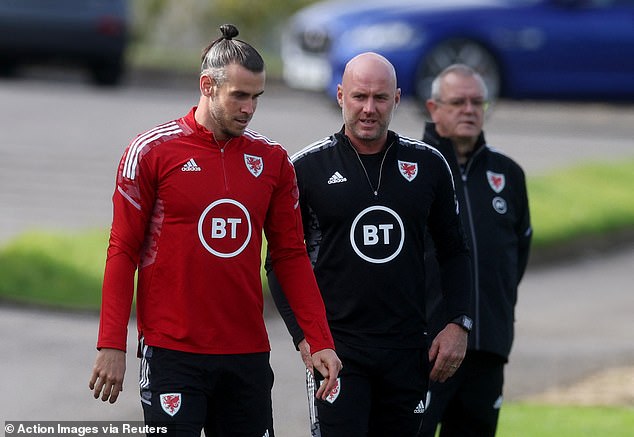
[[181, 158, 201, 172], [327, 171, 347, 185], [413, 400, 425, 414]]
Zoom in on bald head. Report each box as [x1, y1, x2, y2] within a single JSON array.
[[342, 52, 398, 91]]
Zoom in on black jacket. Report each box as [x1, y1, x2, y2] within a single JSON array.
[[267, 129, 471, 349], [423, 123, 532, 360]]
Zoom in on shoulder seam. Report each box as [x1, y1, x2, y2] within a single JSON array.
[[123, 121, 184, 180], [398, 135, 457, 191], [290, 136, 334, 162], [244, 129, 281, 147]]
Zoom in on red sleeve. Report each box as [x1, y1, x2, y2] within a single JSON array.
[[264, 153, 335, 353], [96, 145, 156, 352]]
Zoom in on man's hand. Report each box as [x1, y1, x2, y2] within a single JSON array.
[[89, 348, 126, 404], [298, 339, 313, 373], [311, 348, 343, 400], [428, 323, 467, 383]]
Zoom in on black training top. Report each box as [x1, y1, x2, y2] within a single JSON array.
[[423, 122, 532, 360], [268, 129, 472, 349]]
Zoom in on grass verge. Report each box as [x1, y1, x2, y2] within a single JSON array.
[[529, 158, 634, 248], [497, 402, 634, 436], [0, 229, 108, 311]]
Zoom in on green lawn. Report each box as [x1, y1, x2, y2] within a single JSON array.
[[497, 402, 634, 437], [427, 402, 634, 436], [529, 159, 634, 248], [0, 229, 107, 310]]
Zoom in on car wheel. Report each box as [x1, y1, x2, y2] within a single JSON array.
[[90, 60, 124, 86], [415, 38, 500, 107], [0, 57, 18, 78]]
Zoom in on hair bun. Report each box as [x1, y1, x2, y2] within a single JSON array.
[[220, 24, 239, 40]]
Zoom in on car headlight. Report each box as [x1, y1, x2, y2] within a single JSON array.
[[342, 21, 421, 51]]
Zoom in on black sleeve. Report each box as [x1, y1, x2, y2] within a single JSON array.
[[435, 245, 472, 322], [423, 230, 447, 337], [264, 158, 323, 350], [427, 155, 473, 322], [265, 251, 305, 349]]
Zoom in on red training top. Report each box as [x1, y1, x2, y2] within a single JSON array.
[[97, 107, 334, 355]]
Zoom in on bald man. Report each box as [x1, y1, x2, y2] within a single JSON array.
[[267, 53, 472, 436]]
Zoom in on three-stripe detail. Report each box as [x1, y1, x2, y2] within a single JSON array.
[[123, 121, 183, 180]]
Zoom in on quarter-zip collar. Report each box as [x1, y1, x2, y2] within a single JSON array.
[[335, 127, 397, 198], [423, 122, 486, 177], [334, 126, 399, 155], [182, 106, 233, 191], [183, 106, 236, 150]]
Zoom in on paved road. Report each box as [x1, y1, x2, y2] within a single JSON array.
[[1, 71, 633, 435]]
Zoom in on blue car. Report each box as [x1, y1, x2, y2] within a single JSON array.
[[282, 0, 634, 102], [0, 0, 129, 85]]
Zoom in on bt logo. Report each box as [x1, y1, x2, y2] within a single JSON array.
[[350, 205, 405, 264], [211, 218, 242, 239], [198, 199, 252, 258], [362, 224, 395, 246]]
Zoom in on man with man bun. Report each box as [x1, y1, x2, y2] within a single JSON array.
[[89, 24, 341, 436]]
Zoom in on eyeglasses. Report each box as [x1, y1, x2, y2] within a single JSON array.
[[435, 97, 489, 111]]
